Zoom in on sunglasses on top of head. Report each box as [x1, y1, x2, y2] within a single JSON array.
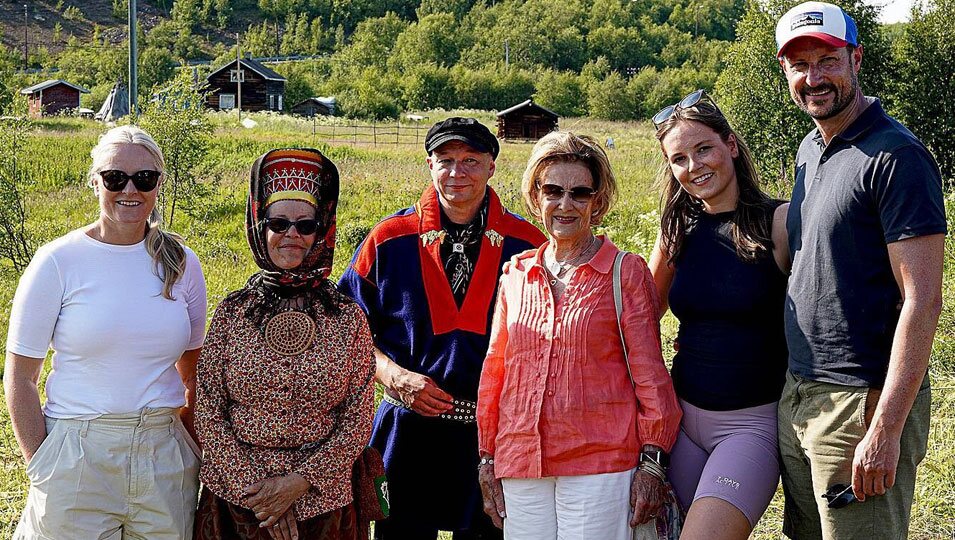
[[264, 217, 320, 236], [651, 89, 722, 129], [98, 170, 161, 192], [537, 182, 597, 203]]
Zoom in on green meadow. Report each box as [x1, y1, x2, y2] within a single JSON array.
[[1, 112, 953, 538]]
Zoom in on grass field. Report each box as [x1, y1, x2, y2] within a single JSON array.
[[1, 112, 954, 538]]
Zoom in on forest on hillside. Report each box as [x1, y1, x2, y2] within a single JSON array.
[[0, 0, 953, 184], [1, 0, 744, 119]]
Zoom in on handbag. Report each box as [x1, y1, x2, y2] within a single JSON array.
[[612, 250, 684, 540], [351, 445, 390, 522]]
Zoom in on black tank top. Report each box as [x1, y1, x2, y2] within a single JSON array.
[[668, 203, 788, 411]]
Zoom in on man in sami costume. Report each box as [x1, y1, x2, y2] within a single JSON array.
[[339, 117, 545, 539]]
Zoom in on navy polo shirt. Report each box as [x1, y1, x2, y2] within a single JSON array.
[[785, 98, 947, 388]]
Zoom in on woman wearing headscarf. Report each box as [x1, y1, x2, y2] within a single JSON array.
[[476, 131, 682, 539], [193, 148, 375, 540], [4, 125, 207, 539]]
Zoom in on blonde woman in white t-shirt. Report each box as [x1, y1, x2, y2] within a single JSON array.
[[3, 125, 208, 539]]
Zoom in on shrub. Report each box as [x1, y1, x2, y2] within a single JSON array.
[[336, 69, 402, 120], [400, 64, 455, 110], [715, 0, 890, 186], [587, 71, 634, 121], [533, 69, 586, 117], [0, 98, 35, 272], [137, 76, 213, 228], [889, 0, 955, 185]]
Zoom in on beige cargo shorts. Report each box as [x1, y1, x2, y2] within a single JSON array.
[[14, 407, 201, 540]]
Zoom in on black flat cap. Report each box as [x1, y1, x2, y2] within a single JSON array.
[[424, 117, 500, 159]]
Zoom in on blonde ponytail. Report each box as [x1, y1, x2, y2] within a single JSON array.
[[145, 207, 186, 300]]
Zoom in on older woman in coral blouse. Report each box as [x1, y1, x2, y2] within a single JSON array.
[[476, 131, 681, 539]]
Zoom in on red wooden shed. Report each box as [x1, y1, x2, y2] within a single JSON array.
[[19, 79, 90, 118]]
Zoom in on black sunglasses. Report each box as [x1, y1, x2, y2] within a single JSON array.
[[98, 170, 161, 192], [264, 217, 320, 236], [651, 89, 721, 129], [822, 483, 857, 509], [538, 182, 597, 203]]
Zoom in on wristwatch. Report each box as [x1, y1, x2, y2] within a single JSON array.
[[639, 449, 669, 469], [478, 456, 495, 468]]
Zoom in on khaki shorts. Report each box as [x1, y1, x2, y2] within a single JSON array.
[[777, 371, 930, 540], [14, 408, 201, 540]]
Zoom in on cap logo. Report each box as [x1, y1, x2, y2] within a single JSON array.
[[791, 11, 824, 30]]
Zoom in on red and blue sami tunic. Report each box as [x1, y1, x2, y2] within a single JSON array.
[[338, 184, 544, 529]]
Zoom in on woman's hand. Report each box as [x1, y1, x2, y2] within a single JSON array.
[[178, 406, 199, 447], [265, 509, 299, 540], [477, 462, 506, 529], [629, 469, 665, 527], [244, 473, 311, 528]]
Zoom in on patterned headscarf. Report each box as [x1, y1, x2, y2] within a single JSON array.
[[231, 148, 347, 326]]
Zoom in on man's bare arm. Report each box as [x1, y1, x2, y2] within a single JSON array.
[[852, 233, 944, 499]]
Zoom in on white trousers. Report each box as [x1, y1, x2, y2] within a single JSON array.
[[501, 468, 635, 540]]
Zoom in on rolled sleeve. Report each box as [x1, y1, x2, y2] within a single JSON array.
[[477, 274, 510, 457], [620, 254, 682, 452]]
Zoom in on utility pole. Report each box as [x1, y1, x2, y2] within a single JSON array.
[[236, 33, 242, 122], [23, 4, 28, 69], [505, 39, 509, 68], [129, 0, 138, 118], [695, 5, 699, 38]]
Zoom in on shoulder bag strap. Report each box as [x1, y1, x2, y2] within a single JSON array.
[[613, 250, 636, 391]]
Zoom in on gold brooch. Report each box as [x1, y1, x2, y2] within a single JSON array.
[[485, 229, 504, 247], [420, 230, 446, 246]]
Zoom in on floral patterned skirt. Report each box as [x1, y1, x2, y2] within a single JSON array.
[[193, 487, 368, 540]]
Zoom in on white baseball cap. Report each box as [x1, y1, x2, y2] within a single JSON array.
[[775, 2, 858, 58]]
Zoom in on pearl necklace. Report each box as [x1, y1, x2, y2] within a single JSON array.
[[545, 235, 598, 282]]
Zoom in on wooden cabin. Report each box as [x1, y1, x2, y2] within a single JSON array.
[[290, 97, 336, 117], [496, 99, 559, 141], [19, 80, 90, 118], [206, 56, 286, 113]]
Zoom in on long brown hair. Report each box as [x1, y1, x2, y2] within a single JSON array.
[[655, 100, 774, 263]]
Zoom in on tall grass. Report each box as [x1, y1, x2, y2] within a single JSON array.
[[1, 114, 953, 538]]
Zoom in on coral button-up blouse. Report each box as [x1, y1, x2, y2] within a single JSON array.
[[477, 238, 681, 479]]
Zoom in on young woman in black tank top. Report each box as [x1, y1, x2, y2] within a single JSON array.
[[647, 92, 790, 540]]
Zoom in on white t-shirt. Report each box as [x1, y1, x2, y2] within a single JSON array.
[[6, 229, 208, 419]]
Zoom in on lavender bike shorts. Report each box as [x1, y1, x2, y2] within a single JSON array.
[[666, 399, 779, 528]]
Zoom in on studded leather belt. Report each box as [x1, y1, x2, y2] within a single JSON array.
[[383, 388, 477, 423]]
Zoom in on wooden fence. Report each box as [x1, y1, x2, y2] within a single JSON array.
[[309, 119, 430, 147]]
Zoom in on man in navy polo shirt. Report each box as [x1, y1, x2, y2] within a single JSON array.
[[774, 2, 946, 538]]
